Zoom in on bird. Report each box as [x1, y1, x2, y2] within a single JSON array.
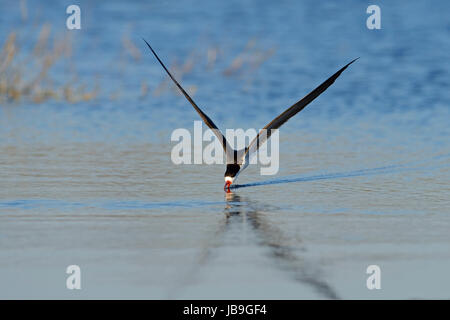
[[143, 39, 357, 192]]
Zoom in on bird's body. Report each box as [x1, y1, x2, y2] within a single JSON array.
[[143, 39, 357, 192]]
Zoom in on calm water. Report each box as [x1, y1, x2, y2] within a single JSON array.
[[0, 0, 449, 299]]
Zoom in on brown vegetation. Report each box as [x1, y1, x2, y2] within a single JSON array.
[[0, 25, 98, 104]]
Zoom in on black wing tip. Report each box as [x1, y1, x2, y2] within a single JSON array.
[[142, 38, 153, 51], [336, 57, 359, 75], [346, 57, 360, 67]]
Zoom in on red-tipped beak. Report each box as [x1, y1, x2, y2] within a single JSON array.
[[224, 181, 232, 193]]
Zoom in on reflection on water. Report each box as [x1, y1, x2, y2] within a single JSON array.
[[172, 193, 338, 299], [224, 193, 339, 299]]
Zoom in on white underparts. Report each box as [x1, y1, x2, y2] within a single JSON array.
[[225, 176, 233, 183]]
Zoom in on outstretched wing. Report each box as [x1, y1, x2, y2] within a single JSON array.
[[244, 58, 358, 160], [143, 39, 232, 152]]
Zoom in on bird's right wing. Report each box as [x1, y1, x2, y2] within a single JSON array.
[[244, 58, 358, 161], [143, 39, 233, 153]]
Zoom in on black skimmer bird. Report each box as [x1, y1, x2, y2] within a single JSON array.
[[143, 39, 357, 192]]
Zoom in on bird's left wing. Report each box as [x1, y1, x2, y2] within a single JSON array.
[[143, 39, 232, 153]]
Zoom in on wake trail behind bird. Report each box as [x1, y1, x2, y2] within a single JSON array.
[[231, 156, 450, 190]]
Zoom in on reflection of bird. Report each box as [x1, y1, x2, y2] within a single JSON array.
[[223, 193, 339, 298], [143, 39, 357, 192]]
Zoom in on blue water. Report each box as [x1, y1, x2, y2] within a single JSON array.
[[0, 0, 449, 299]]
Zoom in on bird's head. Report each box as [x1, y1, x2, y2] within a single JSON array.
[[224, 164, 240, 192], [224, 176, 233, 192]]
